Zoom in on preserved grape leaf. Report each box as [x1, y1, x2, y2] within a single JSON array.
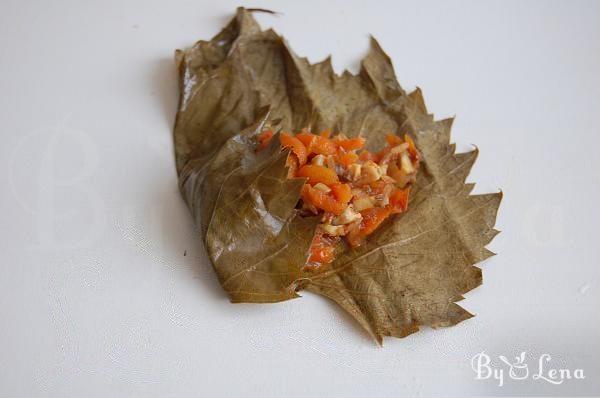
[[173, 7, 502, 343]]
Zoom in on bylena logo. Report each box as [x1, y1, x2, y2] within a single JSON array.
[[471, 351, 585, 387]]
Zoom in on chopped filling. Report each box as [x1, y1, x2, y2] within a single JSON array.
[[257, 129, 420, 270]]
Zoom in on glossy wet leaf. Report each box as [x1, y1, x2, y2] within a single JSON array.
[[173, 7, 501, 343]]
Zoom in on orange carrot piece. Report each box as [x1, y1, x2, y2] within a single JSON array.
[[336, 151, 359, 167], [297, 165, 339, 186], [366, 180, 386, 194], [330, 183, 352, 204], [346, 206, 394, 247], [359, 206, 393, 236], [301, 185, 346, 215], [358, 150, 374, 161], [312, 135, 337, 155], [390, 187, 411, 212], [404, 134, 419, 160], [386, 133, 404, 147], [296, 132, 336, 156], [280, 133, 307, 165], [296, 132, 316, 153], [337, 137, 366, 151], [257, 130, 274, 150], [308, 234, 335, 265], [373, 147, 390, 163]]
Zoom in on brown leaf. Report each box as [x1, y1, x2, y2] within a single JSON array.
[[173, 7, 502, 342]]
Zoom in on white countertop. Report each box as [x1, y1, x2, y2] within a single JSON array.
[[1, 0, 599, 396]]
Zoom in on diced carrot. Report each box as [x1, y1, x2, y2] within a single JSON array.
[[404, 134, 419, 160], [336, 151, 358, 167], [367, 180, 386, 194], [308, 234, 335, 265], [297, 165, 339, 186], [337, 137, 366, 151], [257, 130, 274, 150], [296, 132, 316, 153], [301, 185, 346, 215], [386, 133, 404, 147], [373, 147, 389, 163], [280, 133, 307, 165], [319, 129, 331, 138], [359, 206, 393, 236], [346, 206, 394, 247], [358, 150, 374, 161], [309, 245, 334, 265], [330, 183, 352, 204], [390, 187, 411, 213], [296, 132, 336, 156], [312, 135, 337, 155], [274, 128, 420, 263]]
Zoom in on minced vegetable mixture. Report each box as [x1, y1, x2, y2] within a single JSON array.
[[257, 129, 420, 270]]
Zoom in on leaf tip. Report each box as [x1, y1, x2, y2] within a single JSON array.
[[408, 87, 427, 113], [240, 7, 279, 16], [497, 189, 504, 200]]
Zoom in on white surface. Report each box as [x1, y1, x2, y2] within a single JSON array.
[[1, 0, 599, 396]]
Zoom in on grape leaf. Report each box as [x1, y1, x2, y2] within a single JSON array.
[[173, 7, 502, 343]]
